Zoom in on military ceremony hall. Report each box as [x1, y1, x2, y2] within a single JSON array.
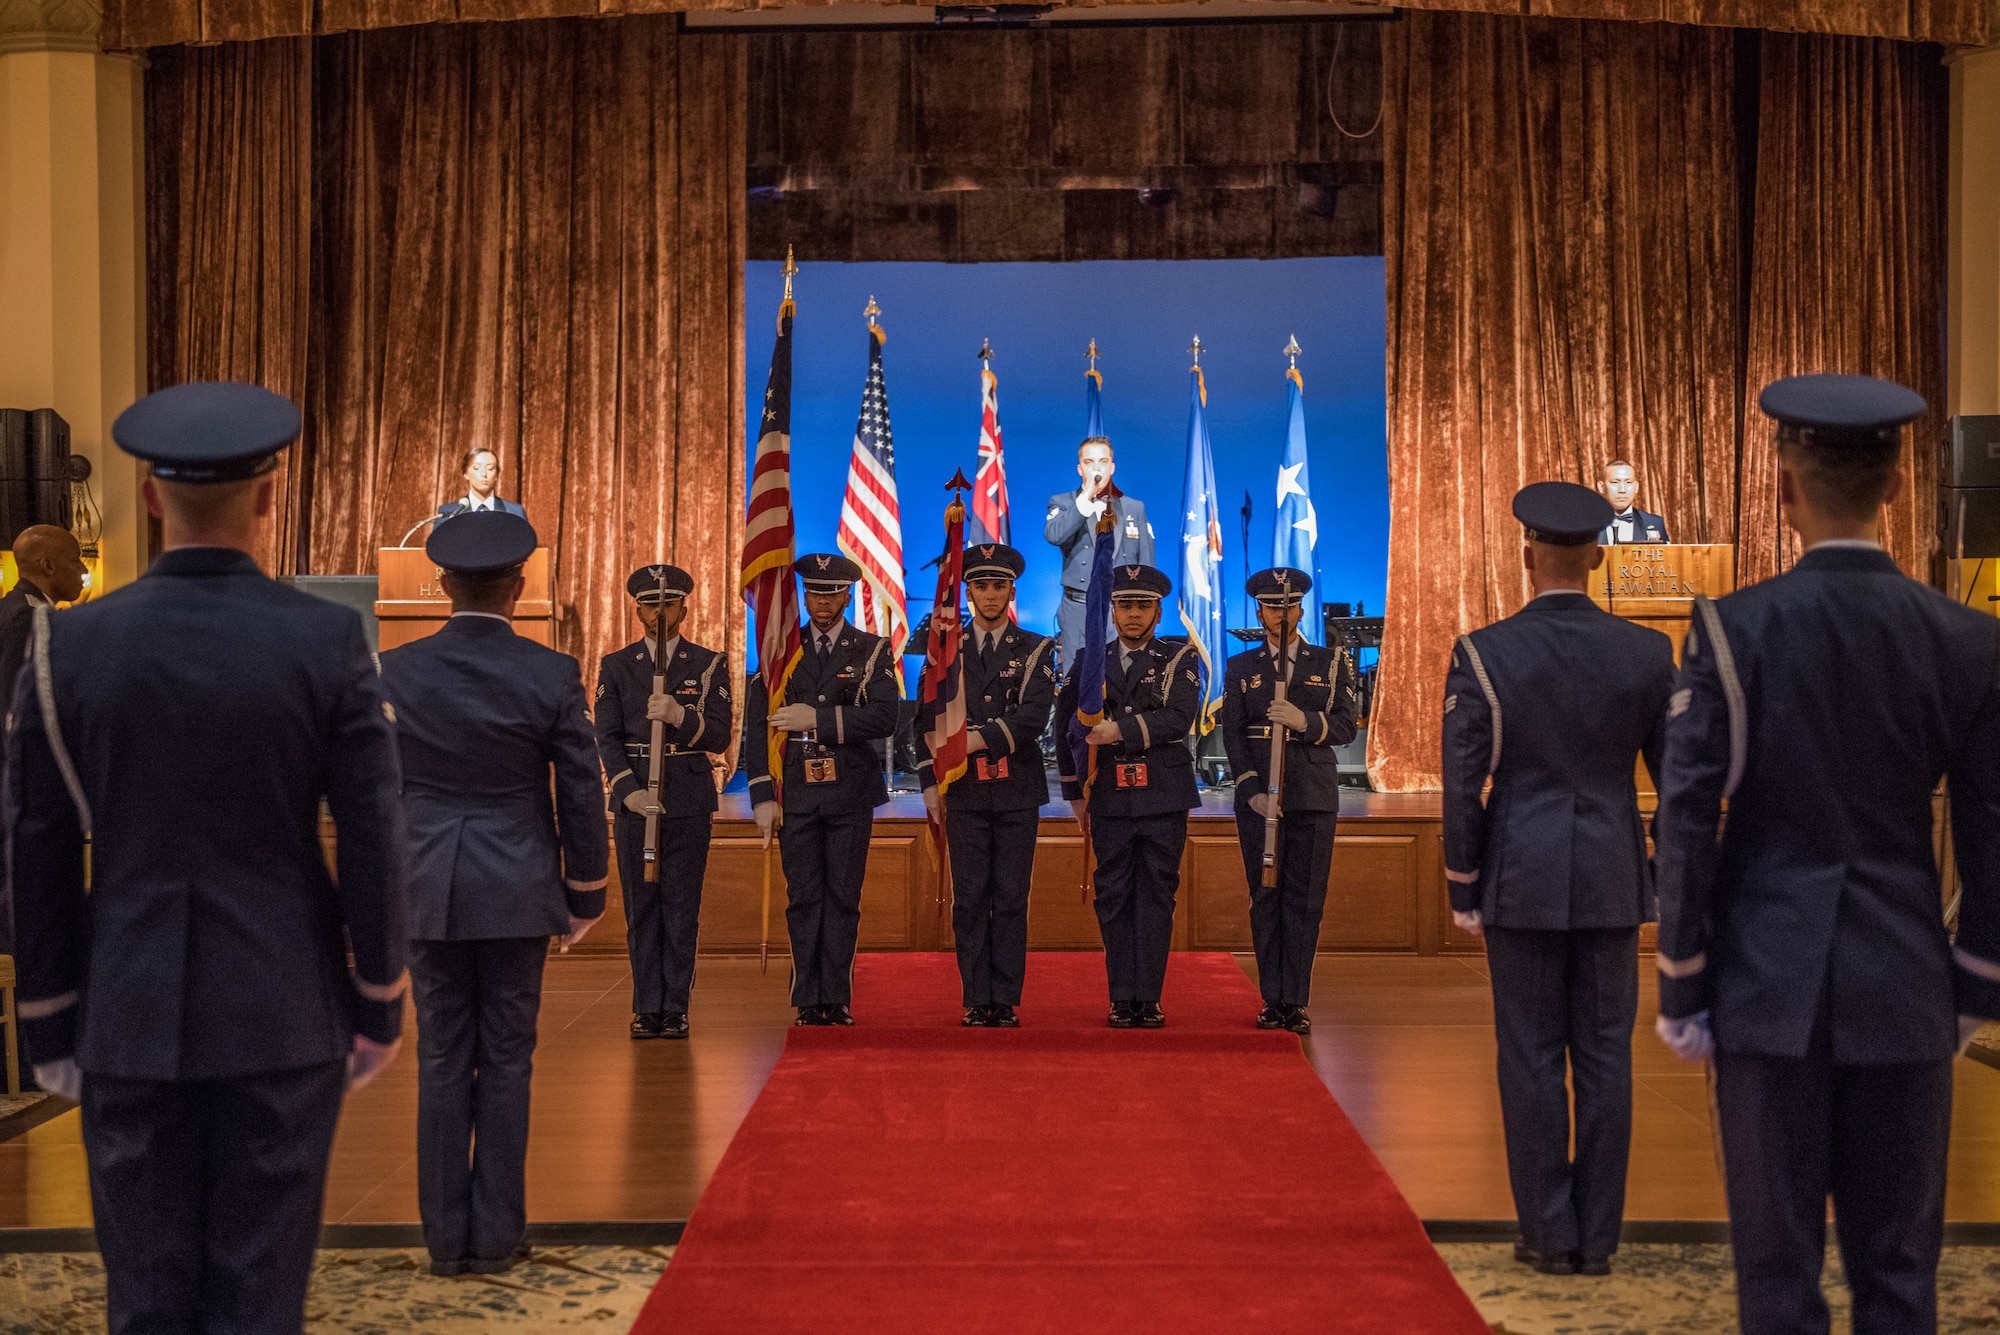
[[3, 0, 2000, 1330]]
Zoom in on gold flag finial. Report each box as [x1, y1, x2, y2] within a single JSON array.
[[1086, 338, 1099, 369], [978, 337, 994, 361], [1284, 335, 1301, 366], [864, 295, 881, 325], [781, 245, 797, 301], [1188, 335, 1204, 367]]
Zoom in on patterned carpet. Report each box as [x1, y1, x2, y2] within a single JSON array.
[[4, 1243, 2000, 1332]]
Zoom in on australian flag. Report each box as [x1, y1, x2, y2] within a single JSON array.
[[1274, 364, 1323, 642], [1177, 366, 1226, 735]]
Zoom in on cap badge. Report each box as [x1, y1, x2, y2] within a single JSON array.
[[815, 555, 830, 571]]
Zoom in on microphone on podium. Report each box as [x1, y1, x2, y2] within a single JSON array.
[[398, 501, 469, 548]]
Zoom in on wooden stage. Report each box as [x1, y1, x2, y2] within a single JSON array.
[[581, 787, 1480, 959]]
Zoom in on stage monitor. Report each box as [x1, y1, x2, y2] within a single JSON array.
[[282, 575, 381, 653]]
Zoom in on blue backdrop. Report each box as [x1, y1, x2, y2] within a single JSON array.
[[744, 258, 1387, 665]]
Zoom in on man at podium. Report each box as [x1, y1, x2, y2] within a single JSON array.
[[1597, 460, 1669, 545], [436, 446, 527, 522]]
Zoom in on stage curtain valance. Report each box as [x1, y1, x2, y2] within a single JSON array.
[[145, 17, 748, 697], [100, 0, 1988, 60], [1367, 10, 1946, 792]]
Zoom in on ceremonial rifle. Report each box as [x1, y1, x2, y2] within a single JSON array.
[[642, 569, 669, 884], [1260, 571, 1292, 890]]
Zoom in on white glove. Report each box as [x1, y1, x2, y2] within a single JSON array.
[[345, 1036, 400, 1092], [922, 789, 942, 822], [965, 730, 987, 755], [1960, 1014, 1988, 1055], [622, 789, 663, 816], [768, 703, 818, 733], [754, 800, 779, 847], [1267, 700, 1308, 732], [646, 694, 685, 726], [1248, 794, 1274, 819], [1451, 908, 1483, 937], [1656, 1010, 1715, 1062], [33, 1058, 81, 1102], [564, 914, 602, 950]]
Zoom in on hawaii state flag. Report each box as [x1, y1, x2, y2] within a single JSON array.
[[970, 353, 1009, 545], [918, 486, 970, 842]]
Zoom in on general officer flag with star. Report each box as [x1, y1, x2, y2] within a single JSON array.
[[1178, 357, 1226, 736], [1273, 359, 1322, 643]]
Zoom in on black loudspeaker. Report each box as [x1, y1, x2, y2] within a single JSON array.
[[1947, 416, 2000, 488], [1939, 486, 2000, 558], [0, 408, 73, 546], [0, 410, 28, 479]]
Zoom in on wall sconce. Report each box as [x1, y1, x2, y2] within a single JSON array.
[[67, 454, 101, 602]]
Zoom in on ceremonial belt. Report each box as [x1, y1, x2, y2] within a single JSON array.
[[625, 740, 697, 759], [1245, 724, 1278, 740]]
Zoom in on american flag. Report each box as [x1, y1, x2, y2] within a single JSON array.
[[742, 291, 803, 798], [837, 313, 908, 662], [970, 348, 1009, 545]]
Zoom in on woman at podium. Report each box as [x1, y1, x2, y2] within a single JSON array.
[[437, 447, 527, 522]]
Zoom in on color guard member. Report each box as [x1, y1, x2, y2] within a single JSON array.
[[917, 543, 1058, 1026], [1441, 482, 1674, 1277], [1221, 567, 1361, 1034], [8, 382, 410, 1332], [746, 553, 900, 1026], [596, 564, 732, 1040], [1057, 564, 1200, 1028], [379, 511, 608, 1277], [1655, 375, 2000, 1335]]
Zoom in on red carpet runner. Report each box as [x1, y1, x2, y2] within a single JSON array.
[[632, 952, 1486, 1333]]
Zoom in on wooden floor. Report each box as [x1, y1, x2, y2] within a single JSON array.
[[5, 953, 2000, 1229]]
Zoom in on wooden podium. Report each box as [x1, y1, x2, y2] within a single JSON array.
[[375, 546, 554, 650], [1587, 543, 1735, 658]]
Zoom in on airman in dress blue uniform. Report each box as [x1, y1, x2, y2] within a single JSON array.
[[596, 564, 732, 1040], [1056, 564, 1200, 1027], [1441, 481, 1675, 1277], [745, 553, 901, 1026], [1221, 568, 1361, 1034], [7, 382, 411, 1334], [1045, 438, 1154, 671], [1654, 375, 2000, 1335], [378, 510, 609, 1277], [916, 543, 1058, 1026]]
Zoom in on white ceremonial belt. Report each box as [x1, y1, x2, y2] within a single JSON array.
[[1657, 952, 1707, 980]]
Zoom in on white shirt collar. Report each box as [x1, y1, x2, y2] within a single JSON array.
[[1531, 586, 1589, 602], [1806, 538, 1883, 552], [647, 634, 680, 661], [449, 610, 511, 624]]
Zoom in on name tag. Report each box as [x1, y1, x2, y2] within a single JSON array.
[[1115, 762, 1149, 789], [804, 756, 839, 785], [975, 755, 1009, 782]]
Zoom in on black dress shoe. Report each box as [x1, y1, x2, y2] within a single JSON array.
[[988, 1004, 1020, 1027], [796, 1006, 824, 1026], [659, 1011, 689, 1039], [429, 1258, 467, 1277], [1135, 1002, 1166, 1029], [630, 1013, 664, 1040], [466, 1246, 531, 1275], [963, 1006, 991, 1027], [1576, 1254, 1612, 1277], [1107, 1002, 1138, 1028], [1256, 1003, 1287, 1029], [1284, 1006, 1312, 1036], [826, 1004, 855, 1026], [1513, 1243, 1576, 1275]]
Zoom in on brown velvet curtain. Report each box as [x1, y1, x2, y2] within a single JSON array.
[[305, 17, 747, 683], [1736, 30, 1948, 585], [147, 17, 747, 689], [101, 0, 1989, 59], [145, 39, 315, 575], [1369, 10, 1948, 792]]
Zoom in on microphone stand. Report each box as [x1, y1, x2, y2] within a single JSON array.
[[398, 501, 469, 548]]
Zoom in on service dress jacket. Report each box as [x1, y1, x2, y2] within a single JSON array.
[[7, 547, 410, 1079], [380, 615, 609, 940], [1045, 491, 1154, 592], [596, 636, 733, 818], [1056, 635, 1201, 818], [745, 620, 900, 815], [1440, 591, 1675, 931], [1221, 636, 1361, 815], [1655, 545, 2000, 1063], [916, 623, 1057, 812]]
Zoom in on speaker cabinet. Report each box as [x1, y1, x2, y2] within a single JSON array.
[[1947, 416, 2000, 489], [1939, 486, 2000, 558]]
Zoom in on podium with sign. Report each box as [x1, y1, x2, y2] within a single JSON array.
[[1587, 544, 1735, 655], [374, 546, 554, 650]]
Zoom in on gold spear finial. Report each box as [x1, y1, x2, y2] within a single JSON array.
[[864, 295, 881, 325], [1284, 335, 1302, 367], [781, 245, 797, 301], [1188, 335, 1204, 367], [978, 337, 994, 361], [1086, 338, 1099, 369]]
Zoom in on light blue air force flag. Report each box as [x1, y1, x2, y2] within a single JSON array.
[[1274, 364, 1323, 643], [1178, 365, 1226, 735]]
